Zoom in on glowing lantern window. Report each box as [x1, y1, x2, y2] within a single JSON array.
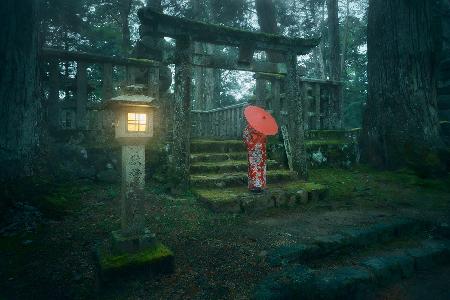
[[127, 112, 147, 132]]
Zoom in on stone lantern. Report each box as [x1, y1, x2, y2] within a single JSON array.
[[97, 85, 173, 282]]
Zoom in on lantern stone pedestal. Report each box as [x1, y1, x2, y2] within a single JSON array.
[[96, 85, 174, 284]]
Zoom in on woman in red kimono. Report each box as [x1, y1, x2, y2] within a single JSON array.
[[243, 125, 267, 192], [243, 105, 278, 193]]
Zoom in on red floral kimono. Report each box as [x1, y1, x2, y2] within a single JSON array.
[[243, 125, 267, 191]]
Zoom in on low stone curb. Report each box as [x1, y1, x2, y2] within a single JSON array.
[[267, 218, 427, 266], [195, 186, 327, 214], [254, 239, 450, 300]]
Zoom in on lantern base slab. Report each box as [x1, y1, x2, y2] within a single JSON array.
[[96, 239, 174, 284], [111, 230, 157, 254]]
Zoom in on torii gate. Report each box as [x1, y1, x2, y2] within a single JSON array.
[[137, 8, 319, 191]]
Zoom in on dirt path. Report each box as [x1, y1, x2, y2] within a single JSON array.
[[1, 167, 449, 299]]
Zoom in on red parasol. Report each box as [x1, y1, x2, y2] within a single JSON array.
[[244, 105, 278, 136]]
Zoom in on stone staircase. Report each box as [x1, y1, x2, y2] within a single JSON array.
[[254, 218, 450, 299], [190, 139, 328, 213]]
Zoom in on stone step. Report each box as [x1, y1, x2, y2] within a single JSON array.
[[267, 218, 428, 267], [255, 239, 450, 300], [306, 129, 360, 141], [193, 181, 328, 213], [190, 170, 297, 189], [190, 152, 247, 163], [190, 160, 281, 174], [191, 139, 245, 154]]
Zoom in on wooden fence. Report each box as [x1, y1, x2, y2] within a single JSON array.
[[191, 102, 247, 138], [40, 48, 160, 131]]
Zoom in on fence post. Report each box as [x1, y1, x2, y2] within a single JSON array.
[[76, 61, 88, 129]]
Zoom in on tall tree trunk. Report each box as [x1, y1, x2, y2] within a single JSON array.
[[361, 0, 443, 169], [255, 0, 284, 63], [0, 0, 41, 203], [326, 0, 342, 128], [119, 0, 133, 55], [310, 0, 326, 79], [340, 0, 350, 77], [327, 0, 341, 80]]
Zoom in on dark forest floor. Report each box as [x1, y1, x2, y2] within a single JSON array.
[[1, 166, 450, 299]]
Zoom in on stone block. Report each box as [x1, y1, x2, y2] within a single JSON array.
[[111, 230, 156, 254], [267, 243, 320, 266], [295, 189, 308, 204], [315, 266, 373, 299], [253, 265, 315, 300], [240, 193, 275, 212], [313, 233, 349, 254]]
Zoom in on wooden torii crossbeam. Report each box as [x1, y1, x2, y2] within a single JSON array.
[[138, 8, 320, 57], [137, 8, 317, 190]]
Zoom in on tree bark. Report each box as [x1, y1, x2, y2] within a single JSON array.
[[0, 0, 40, 181], [119, 0, 133, 55], [327, 0, 341, 81], [361, 0, 443, 169], [340, 0, 350, 77], [255, 0, 284, 63]]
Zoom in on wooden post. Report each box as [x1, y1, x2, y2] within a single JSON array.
[[314, 83, 321, 129], [147, 66, 160, 99], [76, 61, 88, 129], [170, 37, 192, 193], [255, 78, 266, 108], [286, 52, 307, 179], [126, 65, 136, 85], [271, 79, 281, 123], [102, 63, 113, 101], [48, 60, 60, 129]]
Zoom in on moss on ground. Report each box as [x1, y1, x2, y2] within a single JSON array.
[[99, 242, 173, 272], [309, 166, 450, 212]]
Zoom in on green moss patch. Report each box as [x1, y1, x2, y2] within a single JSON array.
[[99, 242, 174, 275]]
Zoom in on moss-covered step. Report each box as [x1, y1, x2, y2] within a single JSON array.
[[191, 139, 245, 153], [191, 170, 297, 188], [96, 242, 174, 283], [193, 181, 328, 213], [191, 152, 247, 163], [306, 129, 360, 141], [191, 159, 281, 174]]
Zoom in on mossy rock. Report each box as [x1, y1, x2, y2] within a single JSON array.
[[96, 242, 174, 283]]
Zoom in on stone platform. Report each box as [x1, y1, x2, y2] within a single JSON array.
[[190, 139, 328, 213]]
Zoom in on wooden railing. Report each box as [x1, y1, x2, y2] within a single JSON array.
[[191, 102, 247, 138], [40, 48, 160, 131]]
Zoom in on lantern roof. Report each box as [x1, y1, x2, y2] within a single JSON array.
[[104, 84, 156, 109]]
